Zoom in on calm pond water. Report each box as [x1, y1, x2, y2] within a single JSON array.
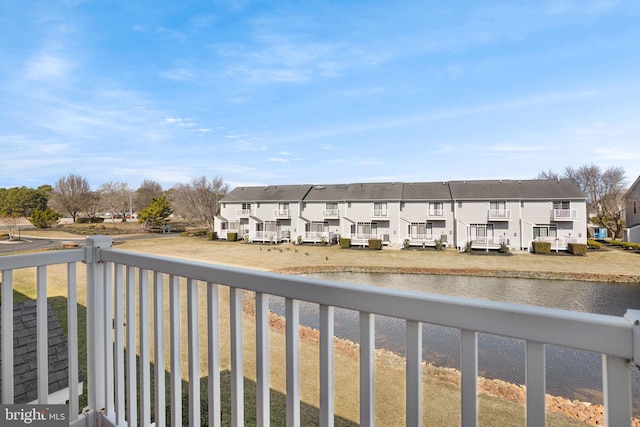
[[268, 273, 640, 415]]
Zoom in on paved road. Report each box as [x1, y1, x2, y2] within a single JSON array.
[[0, 232, 178, 255]]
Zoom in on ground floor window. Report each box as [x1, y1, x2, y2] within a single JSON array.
[[306, 221, 328, 233], [352, 222, 377, 237], [409, 222, 432, 237], [469, 223, 494, 241], [534, 225, 557, 238]]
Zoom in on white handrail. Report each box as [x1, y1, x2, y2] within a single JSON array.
[[1, 237, 638, 426]]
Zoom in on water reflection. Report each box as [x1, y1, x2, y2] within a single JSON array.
[[268, 273, 640, 415]]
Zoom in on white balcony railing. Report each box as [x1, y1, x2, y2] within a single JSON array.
[[273, 209, 290, 218], [236, 208, 251, 217], [1, 235, 638, 427], [370, 209, 389, 218], [552, 209, 578, 221], [322, 209, 340, 218], [488, 209, 512, 221], [426, 209, 446, 219], [409, 233, 434, 241]]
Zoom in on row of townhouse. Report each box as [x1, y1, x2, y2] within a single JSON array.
[[214, 179, 588, 251], [624, 175, 640, 243]]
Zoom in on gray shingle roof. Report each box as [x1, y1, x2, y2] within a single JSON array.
[[300, 184, 350, 201], [222, 184, 313, 202], [401, 182, 452, 200], [302, 182, 408, 201], [0, 301, 83, 403], [222, 179, 585, 203], [448, 179, 586, 200], [343, 182, 404, 200]]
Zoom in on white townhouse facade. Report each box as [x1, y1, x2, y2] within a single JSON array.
[[623, 175, 640, 243], [216, 184, 313, 243], [399, 182, 455, 247], [216, 179, 588, 251], [448, 180, 587, 251]]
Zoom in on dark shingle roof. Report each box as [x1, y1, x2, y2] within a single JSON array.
[[401, 182, 452, 200], [343, 182, 404, 201], [448, 179, 586, 200], [223, 179, 585, 203], [222, 184, 313, 202], [0, 301, 83, 403], [302, 184, 350, 201]]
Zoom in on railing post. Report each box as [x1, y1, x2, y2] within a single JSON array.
[[84, 235, 113, 422], [625, 309, 640, 369]]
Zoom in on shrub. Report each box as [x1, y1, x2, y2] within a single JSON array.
[[29, 206, 61, 228], [227, 232, 238, 241], [76, 217, 104, 224], [621, 241, 640, 251], [402, 239, 410, 249], [0, 233, 8, 240], [568, 243, 588, 256], [368, 239, 382, 250], [587, 239, 602, 249], [320, 235, 327, 246], [465, 241, 473, 253], [297, 235, 303, 245], [532, 241, 551, 254], [206, 231, 216, 240], [434, 239, 443, 250], [339, 238, 351, 248], [499, 242, 511, 254]]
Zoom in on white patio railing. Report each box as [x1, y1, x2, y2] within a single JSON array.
[[552, 209, 579, 220], [488, 209, 512, 220], [1, 235, 639, 427]]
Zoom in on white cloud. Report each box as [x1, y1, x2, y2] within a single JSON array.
[[160, 68, 196, 81], [25, 54, 73, 80]]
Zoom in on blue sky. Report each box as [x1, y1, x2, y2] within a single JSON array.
[[1, 0, 639, 191]]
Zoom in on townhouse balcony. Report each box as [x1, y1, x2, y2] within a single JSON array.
[[273, 209, 290, 219], [236, 208, 252, 217], [1, 235, 638, 427], [488, 209, 512, 221], [468, 235, 509, 249], [426, 209, 446, 220], [322, 209, 340, 219], [253, 230, 290, 243], [552, 209, 578, 221], [370, 209, 389, 219], [533, 236, 579, 252], [303, 231, 332, 243]]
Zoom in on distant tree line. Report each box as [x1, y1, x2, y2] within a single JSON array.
[[0, 174, 229, 232], [538, 164, 627, 238]]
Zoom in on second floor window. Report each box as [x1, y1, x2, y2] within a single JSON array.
[[374, 202, 387, 216], [429, 202, 443, 215]]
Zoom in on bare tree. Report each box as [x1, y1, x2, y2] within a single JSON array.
[[563, 164, 627, 238], [84, 191, 102, 220], [536, 169, 560, 180], [134, 179, 163, 212], [0, 214, 21, 239], [99, 182, 133, 222], [172, 176, 229, 232], [49, 174, 92, 222]]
